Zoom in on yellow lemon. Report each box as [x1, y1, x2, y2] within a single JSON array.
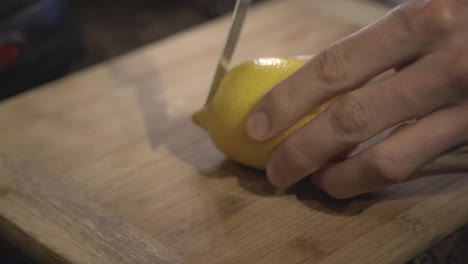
[[193, 57, 332, 170]]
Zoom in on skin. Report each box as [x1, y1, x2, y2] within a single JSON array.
[[245, 0, 468, 199]]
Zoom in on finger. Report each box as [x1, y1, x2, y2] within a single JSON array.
[[267, 53, 456, 187], [417, 144, 468, 176], [395, 59, 416, 72], [296, 55, 398, 86], [311, 106, 468, 199], [387, 120, 417, 136], [246, 4, 429, 141]]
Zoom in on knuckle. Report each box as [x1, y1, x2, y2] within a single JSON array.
[[261, 75, 310, 122], [267, 84, 299, 118], [263, 87, 284, 111], [463, 109, 468, 131], [368, 149, 410, 182], [313, 44, 348, 87], [395, 0, 455, 39], [278, 138, 311, 172], [330, 95, 371, 142], [449, 49, 468, 88], [456, 105, 468, 132]]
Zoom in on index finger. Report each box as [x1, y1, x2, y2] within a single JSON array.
[[245, 2, 429, 141]]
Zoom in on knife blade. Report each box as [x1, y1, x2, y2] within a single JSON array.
[[205, 0, 252, 105]]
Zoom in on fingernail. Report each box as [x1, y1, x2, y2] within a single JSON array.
[[246, 111, 270, 140], [267, 160, 288, 187]]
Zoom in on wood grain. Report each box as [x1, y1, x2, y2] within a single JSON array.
[[0, 0, 467, 263], [0, 154, 184, 264]]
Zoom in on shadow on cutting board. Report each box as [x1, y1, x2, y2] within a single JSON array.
[[201, 160, 379, 216], [113, 56, 375, 217], [119, 52, 460, 218], [198, 159, 464, 216]]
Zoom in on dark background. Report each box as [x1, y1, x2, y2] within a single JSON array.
[[0, 0, 257, 100], [69, 0, 239, 70]]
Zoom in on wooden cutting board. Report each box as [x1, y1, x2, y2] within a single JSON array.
[[1, 0, 467, 263]]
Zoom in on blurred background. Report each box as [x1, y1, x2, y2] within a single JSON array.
[[0, 0, 271, 101]]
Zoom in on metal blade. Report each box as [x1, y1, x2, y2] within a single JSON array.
[[205, 0, 252, 105]]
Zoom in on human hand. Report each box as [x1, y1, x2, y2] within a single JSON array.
[[245, 0, 468, 198]]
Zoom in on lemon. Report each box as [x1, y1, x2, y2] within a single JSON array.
[[193, 57, 332, 170]]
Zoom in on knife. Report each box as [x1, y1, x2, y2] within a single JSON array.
[[205, 0, 252, 105]]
